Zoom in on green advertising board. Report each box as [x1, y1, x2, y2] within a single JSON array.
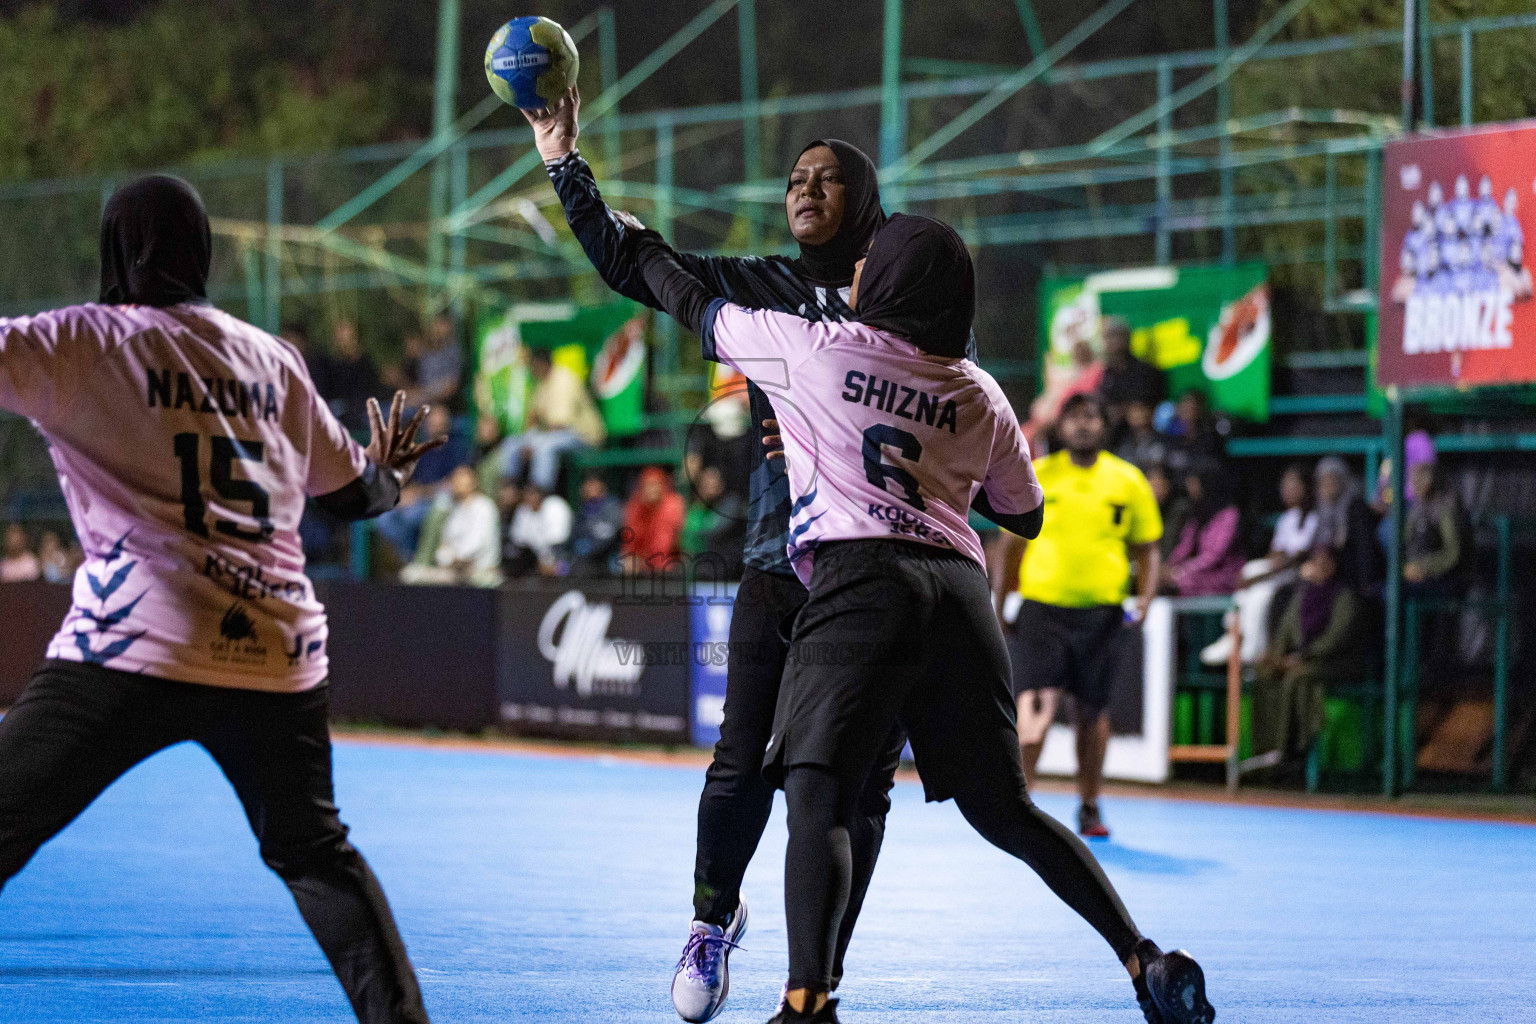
[[474, 299, 646, 439], [1038, 263, 1272, 422]]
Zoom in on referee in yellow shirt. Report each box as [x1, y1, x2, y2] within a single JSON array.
[[997, 393, 1162, 839]]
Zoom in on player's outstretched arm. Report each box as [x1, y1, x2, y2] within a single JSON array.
[[314, 392, 446, 521], [524, 87, 764, 309]]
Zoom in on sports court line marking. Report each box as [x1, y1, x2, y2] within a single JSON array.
[[331, 728, 1536, 827]]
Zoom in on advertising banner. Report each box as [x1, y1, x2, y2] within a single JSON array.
[[498, 586, 692, 743], [473, 299, 644, 438], [1377, 120, 1536, 390], [689, 593, 736, 749], [1038, 264, 1272, 421]]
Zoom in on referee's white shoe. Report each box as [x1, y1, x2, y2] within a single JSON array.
[[671, 900, 749, 1022]]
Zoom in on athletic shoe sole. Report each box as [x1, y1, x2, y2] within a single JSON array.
[[1147, 949, 1215, 1024]]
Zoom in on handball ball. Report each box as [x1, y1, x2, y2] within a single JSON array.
[[485, 16, 579, 110]]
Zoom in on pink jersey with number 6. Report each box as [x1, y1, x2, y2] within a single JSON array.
[[0, 302, 367, 692], [705, 304, 1042, 585]]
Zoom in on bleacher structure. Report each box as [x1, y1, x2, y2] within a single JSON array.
[[2, 1, 1534, 795]]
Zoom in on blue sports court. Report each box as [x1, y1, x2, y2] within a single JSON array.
[[1, 738, 1530, 1023]]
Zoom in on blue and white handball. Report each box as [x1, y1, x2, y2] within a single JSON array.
[[485, 16, 579, 110]]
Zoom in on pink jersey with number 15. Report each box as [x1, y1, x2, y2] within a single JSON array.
[[0, 302, 368, 692], [705, 304, 1042, 585]]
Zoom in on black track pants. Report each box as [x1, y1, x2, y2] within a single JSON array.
[[0, 660, 430, 1024]]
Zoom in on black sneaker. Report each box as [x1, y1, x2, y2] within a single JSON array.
[[1078, 803, 1111, 839], [765, 996, 840, 1023], [1134, 940, 1215, 1024]]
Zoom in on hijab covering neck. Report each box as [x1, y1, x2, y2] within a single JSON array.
[[854, 213, 975, 358], [1313, 456, 1360, 549], [99, 175, 212, 307], [789, 139, 885, 286]]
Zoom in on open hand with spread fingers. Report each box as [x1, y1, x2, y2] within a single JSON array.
[[366, 391, 447, 487]]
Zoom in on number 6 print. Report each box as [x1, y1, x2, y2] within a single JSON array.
[[861, 424, 926, 511]]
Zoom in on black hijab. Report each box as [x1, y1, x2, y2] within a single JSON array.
[[788, 138, 885, 286], [854, 213, 975, 358], [99, 175, 212, 307]]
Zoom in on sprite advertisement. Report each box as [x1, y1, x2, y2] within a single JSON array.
[[1038, 263, 1272, 422], [474, 299, 647, 438]]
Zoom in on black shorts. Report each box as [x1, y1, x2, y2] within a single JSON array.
[[1006, 600, 1127, 714], [763, 539, 1019, 804]]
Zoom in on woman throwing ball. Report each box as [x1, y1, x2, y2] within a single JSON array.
[[522, 88, 905, 1022], [622, 211, 1215, 1024]]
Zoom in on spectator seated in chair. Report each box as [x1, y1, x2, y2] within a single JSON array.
[[681, 464, 746, 575], [492, 348, 606, 492], [37, 530, 76, 584], [1202, 463, 1318, 665], [620, 466, 685, 575], [504, 484, 573, 579], [0, 523, 41, 582], [372, 405, 469, 562], [401, 465, 502, 587], [1161, 458, 1245, 597], [1144, 461, 1190, 563], [568, 472, 626, 576], [1250, 544, 1367, 771]]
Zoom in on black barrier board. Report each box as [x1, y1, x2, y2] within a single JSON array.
[[496, 586, 692, 743], [318, 581, 500, 732], [0, 582, 75, 703]]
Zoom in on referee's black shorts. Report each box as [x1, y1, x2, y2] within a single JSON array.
[[762, 539, 1019, 805], [1005, 600, 1128, 714]]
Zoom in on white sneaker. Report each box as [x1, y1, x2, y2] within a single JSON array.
[[671, 900, 749, 1022], [1199, 632, 1233, 666]]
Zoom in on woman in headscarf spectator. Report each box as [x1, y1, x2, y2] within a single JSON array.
[[1201, 464, 1318, 665], [1161, 459, 1244, 596], [620, 466, 685, 573], [1403, 459, 1467, 598], [1314, 457, 1380, 591], [1250, 543, 1367, 768]]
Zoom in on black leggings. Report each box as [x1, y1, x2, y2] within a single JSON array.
[[693, 567, 900, 984], [0, 660, 429, 1024], [784, 762, 1140, 991], [775, 542, 1142, 994]]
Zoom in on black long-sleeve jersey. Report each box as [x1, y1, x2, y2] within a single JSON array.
[[548, 150, 861, 578]]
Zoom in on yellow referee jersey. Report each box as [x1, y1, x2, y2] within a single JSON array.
[[1018, 450, 1163, 609]]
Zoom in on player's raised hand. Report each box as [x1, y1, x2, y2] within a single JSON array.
[[521, 85, 580, 163], [366, 392, 447, 486]]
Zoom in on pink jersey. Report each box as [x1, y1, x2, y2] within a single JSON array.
[[707, 304, 1042, 585], [0, 302, 368, 692]]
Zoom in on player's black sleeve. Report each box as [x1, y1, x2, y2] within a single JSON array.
[[314, 462, 400, 521], [546, 151, 771, 308], [971, 488, 1043, 540], [634, 235, 728, 340]]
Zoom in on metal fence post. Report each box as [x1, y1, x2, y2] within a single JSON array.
[[1381, 391, 1405, 796], [264, 158, 284, 334]]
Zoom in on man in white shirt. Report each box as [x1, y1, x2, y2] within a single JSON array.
[[402, 466, 501, 587], [507, 485, 573, 576]]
